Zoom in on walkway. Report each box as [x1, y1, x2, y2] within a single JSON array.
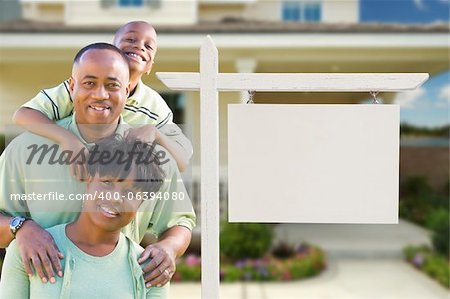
[[169, 220, 449, 299]]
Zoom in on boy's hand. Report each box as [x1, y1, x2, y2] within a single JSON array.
[[60, 135, 89, 181], [139, 243, 176, 288], [125, 125, 159, 144], [15, 220, 64, 283]]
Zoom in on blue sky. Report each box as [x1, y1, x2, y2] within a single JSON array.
[[393, 71, 449, 127], [361, 0, 449, 128], [361, 0, 450, 24], [360, 0, 450, 127]]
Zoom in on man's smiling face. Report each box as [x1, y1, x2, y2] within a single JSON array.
[[69, 48, 130, 125]]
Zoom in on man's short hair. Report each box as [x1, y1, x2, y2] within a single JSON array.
[[87, 135, 165, 194], [73, 42, 129, 66]]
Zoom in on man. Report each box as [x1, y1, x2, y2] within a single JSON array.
[[0, 43, 195, 289], [14, 21, 192, 174]]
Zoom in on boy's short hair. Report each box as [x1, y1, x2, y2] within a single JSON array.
[[87, 135, 165, 194]]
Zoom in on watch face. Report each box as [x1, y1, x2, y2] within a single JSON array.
[[11, 218, 21, 227]]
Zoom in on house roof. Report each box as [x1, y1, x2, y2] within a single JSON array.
[[1, 19, 449, 33]]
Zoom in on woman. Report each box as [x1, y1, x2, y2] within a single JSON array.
[[0, 136, 168, 299]]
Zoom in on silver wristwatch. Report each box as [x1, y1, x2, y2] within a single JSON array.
[[9, 216, 28, 236]]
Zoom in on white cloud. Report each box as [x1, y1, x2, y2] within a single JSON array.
[[437, 83, 450, 107], [394, 88, 426, 109], [413, 0, 427, 10], [438, 84, 450, 101]]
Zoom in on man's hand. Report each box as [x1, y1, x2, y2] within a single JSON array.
[[15, 220, 64, 283], [139, 243, 176, 288], [125, 124, 159, 144], [60, 134, 88, 181], [126, 124, 191, 172]]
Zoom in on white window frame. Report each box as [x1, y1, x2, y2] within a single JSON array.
[[282, 0, 322, 23], [117, 0, 144, 7]]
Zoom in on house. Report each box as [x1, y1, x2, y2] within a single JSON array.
[[0, 0, 448, 212]]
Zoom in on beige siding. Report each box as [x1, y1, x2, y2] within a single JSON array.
[[243, 0, 281, 21], [199, 0, 359, 23], [180, 91, 240, 167], [22, 3, 65, 22], [199, 4, 244, 22], [198, 1, 281, 22], [0, 61, 71, 129], [322, 0, 359, 23], [65, 0, 197, 26], [19, 0, 359, 25]]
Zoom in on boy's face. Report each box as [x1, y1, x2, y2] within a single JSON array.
[[114, 22, 157, 77], [70, 49, 130, 125], [84, 172, 143, 232]]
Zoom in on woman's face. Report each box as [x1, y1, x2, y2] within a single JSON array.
[[83, 171, 143, 232]]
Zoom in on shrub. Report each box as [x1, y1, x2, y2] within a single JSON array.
[[272, 241, 296, 259], [426, 209, 450, 258], [404, 245, 450, 288], [173, 244, 326, 282], [432, 178, 450, 207], [404, 245, 430, 261], [399, 177, 448, 225], [174, 264, 201, 282], [174, 255, 201, 282], [400, 176, 432, 198], [423, 254, 450, 287], [220, 223, 273, 261], [0, 134, 4, 154], [438, 180, 449, 199], [399, 177, 433, 225]]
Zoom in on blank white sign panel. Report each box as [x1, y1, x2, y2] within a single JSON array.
[[228, 104, 400, 224]]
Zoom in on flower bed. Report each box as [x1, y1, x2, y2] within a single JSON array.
[[404, 245, 450, 288], [173, 244, 326, 282]]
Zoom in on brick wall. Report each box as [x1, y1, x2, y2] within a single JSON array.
[[400, 146, 449, 191]]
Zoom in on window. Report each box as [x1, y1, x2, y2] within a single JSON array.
[[304, 2, 321, 22], [118, 0, 143, 7], [282, 1, 321, 23], [101, 0, 160, 9], [160, 92, 186, 124], [282, 1, 301, 22]]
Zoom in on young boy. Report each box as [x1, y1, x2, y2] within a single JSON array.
[[13, 21, 192, 174], [0, 136, 169, 299]]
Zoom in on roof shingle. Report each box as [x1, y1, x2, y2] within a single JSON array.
[[1, 19, 449, 33]]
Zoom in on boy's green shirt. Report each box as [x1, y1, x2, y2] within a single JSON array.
[[22, 79, 193, 158]]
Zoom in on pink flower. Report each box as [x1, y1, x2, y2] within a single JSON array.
[[185, 254, 201, 267], [252, 259, 264, 268], [412, 253, 424, 268], [282, 271, 292, 281]]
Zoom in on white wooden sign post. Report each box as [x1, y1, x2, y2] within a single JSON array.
[[156, 36, 428, 299]]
